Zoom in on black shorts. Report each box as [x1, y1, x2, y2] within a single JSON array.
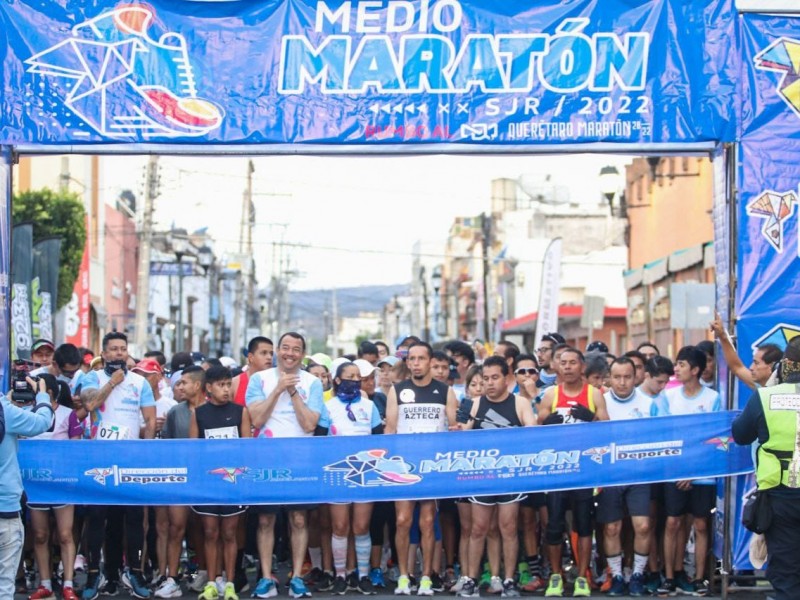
[[191, 505, 247, 518], [663, 482, 716, 518], [28, 503, 68, 511], [251, 503, 318, 515], [521, 492, 547, 509], [439, 498, 458, 513], [595, 485, 651, 523], [468, 494, 526, 506], [545, 489, 594, 545]]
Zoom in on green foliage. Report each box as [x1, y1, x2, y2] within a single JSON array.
[[12, 188, 87, 310]]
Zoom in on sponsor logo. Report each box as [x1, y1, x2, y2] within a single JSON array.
[[705, 436, 732, 451], [583, 446, 611, 464], [460, 123, 498, 141], [745, 190, 796, 253], [750, 323, 800, 354], [85, 466, 188, 486], [581, 441, 683, 465], [755, 37, 800, 118], [25, 4, 224, 138], [325, 449, 421, 486], [418, 448, 580, 473], [208, 467, 301, 484], [209, 467, 247, 484]]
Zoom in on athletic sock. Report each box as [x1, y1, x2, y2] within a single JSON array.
[[527, 555, 542, 578], [607, 554, 623, 578], [332, 535, 348, 578], [355, 534, 371, 578], [633, 553, 648, 575], [309, 547, 322, 570]]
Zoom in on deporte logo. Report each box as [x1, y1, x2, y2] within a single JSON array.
[[85, 466, 188, 486]]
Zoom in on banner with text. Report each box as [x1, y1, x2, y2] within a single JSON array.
[[736, 13, 800, 568], [0, 0, 736, 148], [20, 412, 750, 505]]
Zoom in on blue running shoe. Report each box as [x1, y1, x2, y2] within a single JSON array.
[[628, 572, 645, 597], [82, 572, 105, 600], [607, 574, 626, 597], [122, 570, 151, 599], [253, 578, 278, 599], [370, 568, 385, 588], [289, 576, 312, 599]]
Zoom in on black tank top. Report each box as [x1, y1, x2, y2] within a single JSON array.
[[195, 402, 243, 439], [393, 379, 449, 434], [474, 394, 521, 430]]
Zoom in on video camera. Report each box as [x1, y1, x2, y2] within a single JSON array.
[[11, 360, 38, 404]]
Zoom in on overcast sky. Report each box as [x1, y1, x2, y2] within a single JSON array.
[[103, 153, 632, 290]]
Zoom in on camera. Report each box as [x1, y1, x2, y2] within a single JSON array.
[[11, 360, 37, 404]]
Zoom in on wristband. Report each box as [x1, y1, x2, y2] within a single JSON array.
[[289, 389, 298, 397]]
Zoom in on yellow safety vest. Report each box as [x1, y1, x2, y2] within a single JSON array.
[[756, 383, 800, 490]]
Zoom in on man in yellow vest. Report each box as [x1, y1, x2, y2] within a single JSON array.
[[732, 337, 800, 600]]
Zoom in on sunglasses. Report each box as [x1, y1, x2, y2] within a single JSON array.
[[536, 346, 553, 353], [345, 402, 357, 423], [515, 368, 539, 376]]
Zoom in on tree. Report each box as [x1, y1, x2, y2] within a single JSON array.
[[12, 188, 87, 310]]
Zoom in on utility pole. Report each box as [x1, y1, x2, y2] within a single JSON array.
[[331, 286, 339, 356], [133, 155, 158, 353], [245, 160, 256, 330], [481, 212, 492, 342], [233, 160, 254, 353]]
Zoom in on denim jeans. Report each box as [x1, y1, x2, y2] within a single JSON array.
[[0, 516, 24, 593]]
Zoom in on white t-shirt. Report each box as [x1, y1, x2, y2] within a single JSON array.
[[32, 405, 73, 440], [81, 369, 156, 440], [245, 368, 324, 438], [660, 385, 721, 416], [319, 397, 382, 436], [604, 389, 654, 421]]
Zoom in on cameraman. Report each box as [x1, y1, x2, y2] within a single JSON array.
[[0, 376, 55, 593]]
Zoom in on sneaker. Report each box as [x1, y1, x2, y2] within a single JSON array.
[[675, 572, 694, 594], [304, 569, 324, 586], [154, 577, 183, 598], [369, 568, 385, 589], [234, 568, 250, 594], [571, 577, 590, 598], [607, 575, 625, 596], [417, 576, 434, 597], [190, 571, 209, 593], [478, 572, 491, 591], [656, 579, 677, 596], [409, 576, 419, 593], [544, 574, 563, 598], [487, 576, 502, 595], [347, 572, 359, 591], [517, 570, 531, 588], [74, 554, 87, 573], [253, 577, 278, 599], [451, 576, 469, 593], [358, 576, 376, 595], [289, 576, 312, 599], [332, 576, 348, 596], [315, 572, 335, 592], [83, 572, 106, 600], [628, 573, 645, 597], [431, 573, 445, 593], [122, 570, 152, 599], [521, 576, 545, 593], [456, 578, 479, 598], [28, 585, 56, 600], [691, 580, 709, 597], [224, 582, 239, 600], [500, 579, 519, 598], [644, 572, 661, 595], [63, 587, 80, 600], [101, 578, 118, 597], [395, 575, 411, 596], [387, 567, 400, 584], [443, 568, 457, 591], [199, 583, 219, 600]]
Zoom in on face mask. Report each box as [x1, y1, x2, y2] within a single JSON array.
[[104, 360, 127, 377], [337, 379, 361, 402]]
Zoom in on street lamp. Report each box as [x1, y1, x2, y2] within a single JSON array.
[[198, 245, 213, 274], [169, 228, 190, 352], [598, 165, 621, 212], [431, 265, 443, 339]]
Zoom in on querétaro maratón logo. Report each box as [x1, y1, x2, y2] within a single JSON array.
[[325, 449, 421, 487]]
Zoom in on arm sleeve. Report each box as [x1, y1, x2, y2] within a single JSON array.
[[81, 371, 100, 391], [245, 372, 266, 406], [317, 403, 331, 429], [139, 380, 156, 408], [712, 391, 722, 412], [306, 379, 323, 414], [732, 391, 763, 445], [371, 404, 382, 429]]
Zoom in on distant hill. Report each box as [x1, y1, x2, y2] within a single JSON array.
[[287, 284, 410, 341]]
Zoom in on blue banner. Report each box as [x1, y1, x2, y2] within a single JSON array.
[[735, 12, 800, 568], [19, 412, 751, 505], [0, 149, 10, 392], [0, 0, 736, 148]]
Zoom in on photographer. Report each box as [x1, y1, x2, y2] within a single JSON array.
[[0, 376, 55, 593]]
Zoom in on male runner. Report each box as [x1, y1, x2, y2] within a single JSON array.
[[385, 342, 457, 596], [232, 336, 273, 406]]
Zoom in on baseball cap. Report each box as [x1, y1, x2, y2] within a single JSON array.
[[132, 358, 163, 376], [31, 338, 55, 352], [542, 332, 565, 345], [586, 340, 609, 354], [377, 356, 399, 368], [191, 351, 206, 366], [330, 357, 352, 377], [171, 352, 193, 373], [308, 353, 333, 371], [219, 356, 238, 369], [353, 359, 378, 378], [89, 356, 104, 370]]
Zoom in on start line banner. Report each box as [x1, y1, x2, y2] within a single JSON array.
[[20, 412, 751, 505], [0, 0, 736, 147]]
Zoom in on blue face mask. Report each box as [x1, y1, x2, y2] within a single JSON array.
[[337, 379, 361, 402]]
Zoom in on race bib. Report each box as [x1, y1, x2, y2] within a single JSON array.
[[204, 426, 239, 439], [96, 421, 130, 441]]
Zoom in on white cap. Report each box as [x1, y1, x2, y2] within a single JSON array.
[[219, 356, 238, 368], [353, 359, 378, 378], [330, 357, 352, 377]]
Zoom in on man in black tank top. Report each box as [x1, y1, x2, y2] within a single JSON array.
[[385, 342, 458, 596], [454, 357, 536, 598]]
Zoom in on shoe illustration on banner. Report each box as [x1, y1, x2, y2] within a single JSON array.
[[325, 449, 422, 487], [25, 3, 223, 138]]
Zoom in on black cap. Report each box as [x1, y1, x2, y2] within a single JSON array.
[[191, 351, 206, 365], [586, 340, 609, 353], [170, 352, 193, 373], [542, 332, 566, 345]]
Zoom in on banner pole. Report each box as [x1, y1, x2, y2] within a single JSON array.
[[0, 146, 12, 391]]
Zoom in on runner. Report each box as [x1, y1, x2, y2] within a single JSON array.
[[597, 357, 655, 596], [317, 362, 383, 596], [190, 365, 251, 600], [246, 332, 324, 600], [537, 347, 609, 598], [385, 342, 457, 596], [232, 336, 273, 406], [455, 356, 537, 599], [535, 333, 566, 393]]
